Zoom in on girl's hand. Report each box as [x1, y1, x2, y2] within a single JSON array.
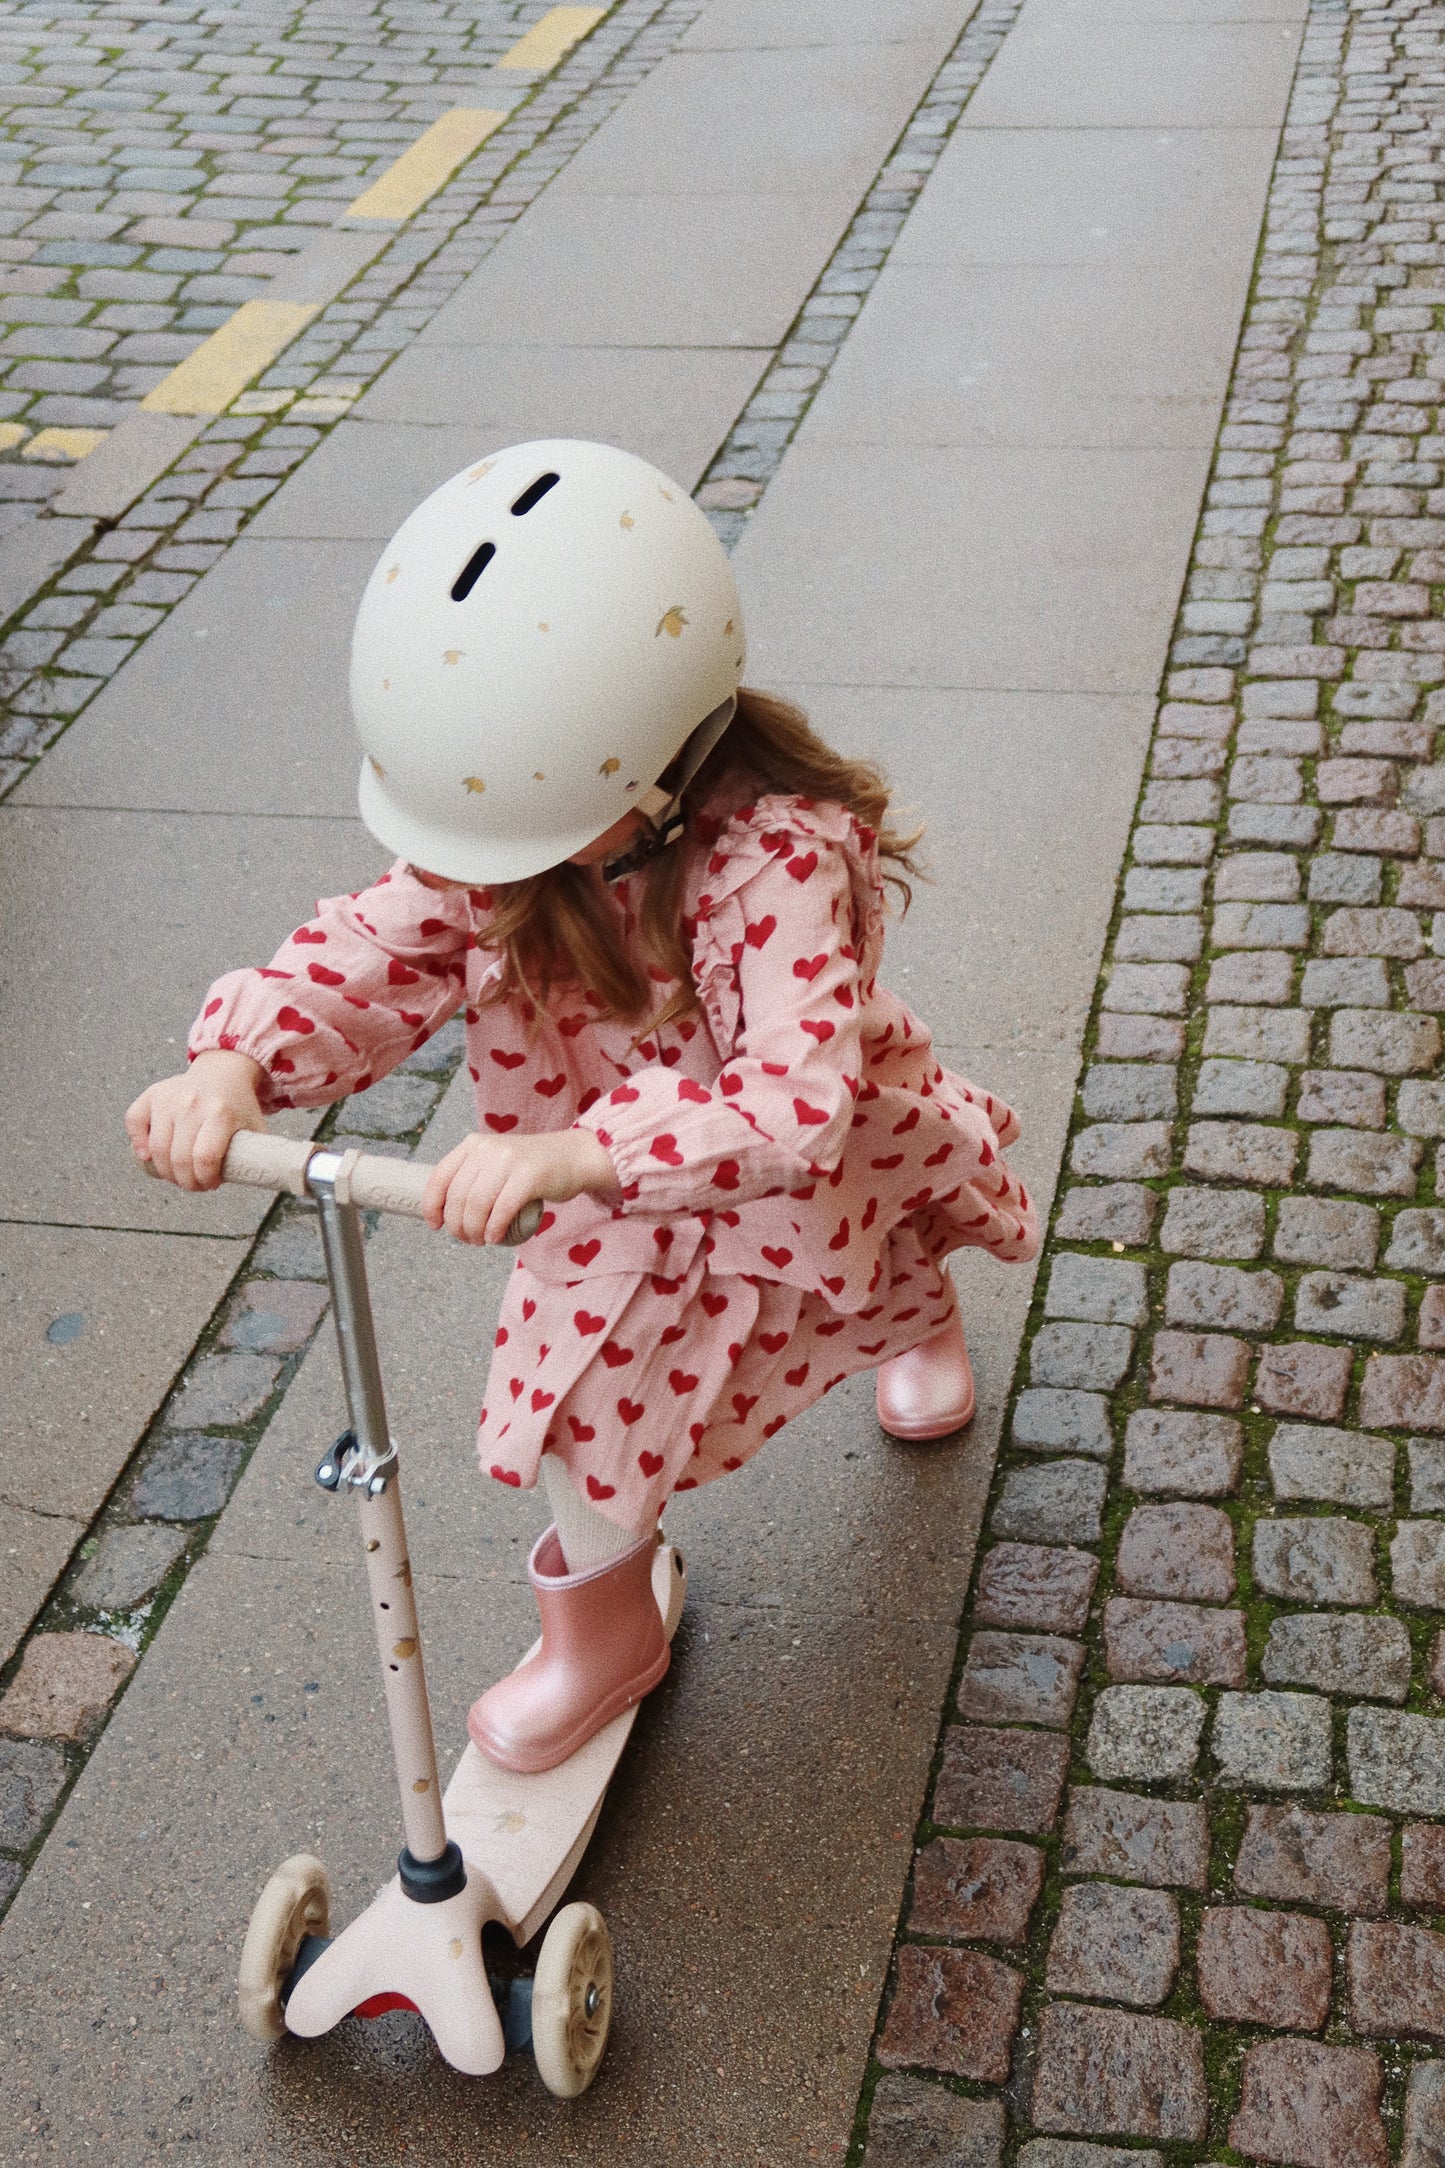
[[422, 1128, 617, 1246], [125, 1051, 267, 1191]]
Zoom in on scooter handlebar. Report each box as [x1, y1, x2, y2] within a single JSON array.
[[220, 1129, 544, 1246]]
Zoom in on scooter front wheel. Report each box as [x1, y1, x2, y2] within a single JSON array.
[[238, 1853, 331, 2044], [531, 1901, 613, 2098]]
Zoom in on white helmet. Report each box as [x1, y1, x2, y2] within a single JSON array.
[[349, 439, 746, 883]]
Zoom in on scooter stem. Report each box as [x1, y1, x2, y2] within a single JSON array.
[[307, 1149, 450, 1870]]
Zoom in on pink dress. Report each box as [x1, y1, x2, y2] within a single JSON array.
[[190, 791, 1039, 1528]]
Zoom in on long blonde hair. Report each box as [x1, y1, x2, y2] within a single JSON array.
[[479, 687, 923, 1029]]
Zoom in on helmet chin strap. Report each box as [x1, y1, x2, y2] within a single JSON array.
[[602, 695, 737, 882]]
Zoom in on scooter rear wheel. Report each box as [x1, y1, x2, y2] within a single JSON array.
[[531, 1901, 613, 2098], [238, 1853, 331, 2044]]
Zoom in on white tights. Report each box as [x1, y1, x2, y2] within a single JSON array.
[[540, 1453, 650, 1572]]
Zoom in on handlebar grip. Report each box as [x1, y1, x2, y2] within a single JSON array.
[[218, 1133, 545, 1245]]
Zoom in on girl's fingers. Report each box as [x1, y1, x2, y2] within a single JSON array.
[[191, 1109, 237, 1190], [484, 1173, 537, 1247], [444, 1155, 500, 1244], [124, 1089, 153, 1159], [147, 1104, 177, 1186], [422, 1140, 468, 1227]]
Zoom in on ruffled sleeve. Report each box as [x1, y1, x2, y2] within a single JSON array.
[[573, 809, 869, 1212], [187, 861, 471, 1111]]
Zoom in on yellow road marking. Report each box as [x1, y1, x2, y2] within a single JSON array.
[[22, 426, 106, 462], [0, 421, 27, 453], [498, 6, 606, 70], [344, 107, 507, 223], [140, 300, 322, 417]]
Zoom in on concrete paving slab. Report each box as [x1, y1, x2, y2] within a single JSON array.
[[962, 16, 1302, 129], [0, 1544, 949, 2165], [804, 259, 1236, 449], [0, 806, 374, 1233], [0, 1502, 82, 1672], [353, 342, 767, 482], [1033, 0, 1301, 19], [0, 513, 95, 634], [736, 439, 1210, 694], [15, 539, 378, 816], [420, 190, 856, 349], [548, 42, 949, 199], [680, 0, 970, 46], [0, 1221, 247, 1526], [894, 125, 1282, 269], [250, 357, 764, 538]]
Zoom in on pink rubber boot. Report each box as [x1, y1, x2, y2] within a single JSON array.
[[875, 1308, 976, 1440], [468, 1525, 670, 1774]]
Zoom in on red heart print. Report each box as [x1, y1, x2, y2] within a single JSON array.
[[617, 1397, 645, 1426], [509, 1377, 523, 1400], [924, 1142, 954, 1166], [586, 1475, 617, 1501], [893, 1107, 921, 1136], [387, 959, 420, 986], [689, 1422, 705, 1446], [862, 1196, 879, 1229], [793, 1098, 829, 1126], [871, 1152, 904, 1170], [601, 1340, 633, 1368], [743, 915, 777, 950], [568, 1416, 596, 1442], [793, 954, 826, 982], [668, 1369, 699, 1395], [574, 1310, 605, 1336], [489, 1465, 521, 1486], [559, 1013, 588, 1038], [731, 1393, 757, 1421], [661, 1323, 687, 1345], [816, 1317, 847, 1337], [701, 1290, 729, 1316], [786, 852, 818, 882], [293, 927, 326, 945], [654, 1225, 674, 1251], [711, 1160, 740, 1190], [719, 1072, 743, 1096], [491, 1048, 525, 1069], [821, 1274, 845, 1295], [276, 1006, 315, 1036], [785, 1363, 809, 1388], [203, 996, 222, 1018], [761, 1245, 793, 1269], [650, 1134, 684, 1166], [522, 1298, 536, 1320], [763, 1415, 787, 1438], [801, 1019, 835, 1042], [569, 1239, 602, 1266], [535, 1074, 567, 1097], [531, 1388, 555, 1412], [759, 1331, 788, 1355], [660, 1045, 681, 1067], [829, 1218, 850, 1252], [638, 1450, 665, 1477], [485, 1113, 518, 1132], [678, 1078, 710, 1104]]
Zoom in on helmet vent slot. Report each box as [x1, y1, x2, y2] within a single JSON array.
[[510, 470, 560, 517], [450, 540, 495, 601]]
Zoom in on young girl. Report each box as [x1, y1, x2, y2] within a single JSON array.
[[127, 440, 1038, 1778]]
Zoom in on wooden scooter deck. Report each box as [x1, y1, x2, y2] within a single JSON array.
[[441, 1541, 686, 1947]]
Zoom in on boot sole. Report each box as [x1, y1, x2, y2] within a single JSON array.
[[469, 1643, 672, 1776]]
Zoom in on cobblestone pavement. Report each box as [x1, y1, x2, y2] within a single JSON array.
[[0, 0, 547, 485], [858, 0, 1445, 2161]]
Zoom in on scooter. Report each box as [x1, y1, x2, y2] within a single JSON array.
[[218, 1133, 686, 2094]]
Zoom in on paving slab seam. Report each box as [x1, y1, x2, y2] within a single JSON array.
[[0, 1018, 469, 1919], [0, 0, 704, 796], [853, 0, 1445, 2160]]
